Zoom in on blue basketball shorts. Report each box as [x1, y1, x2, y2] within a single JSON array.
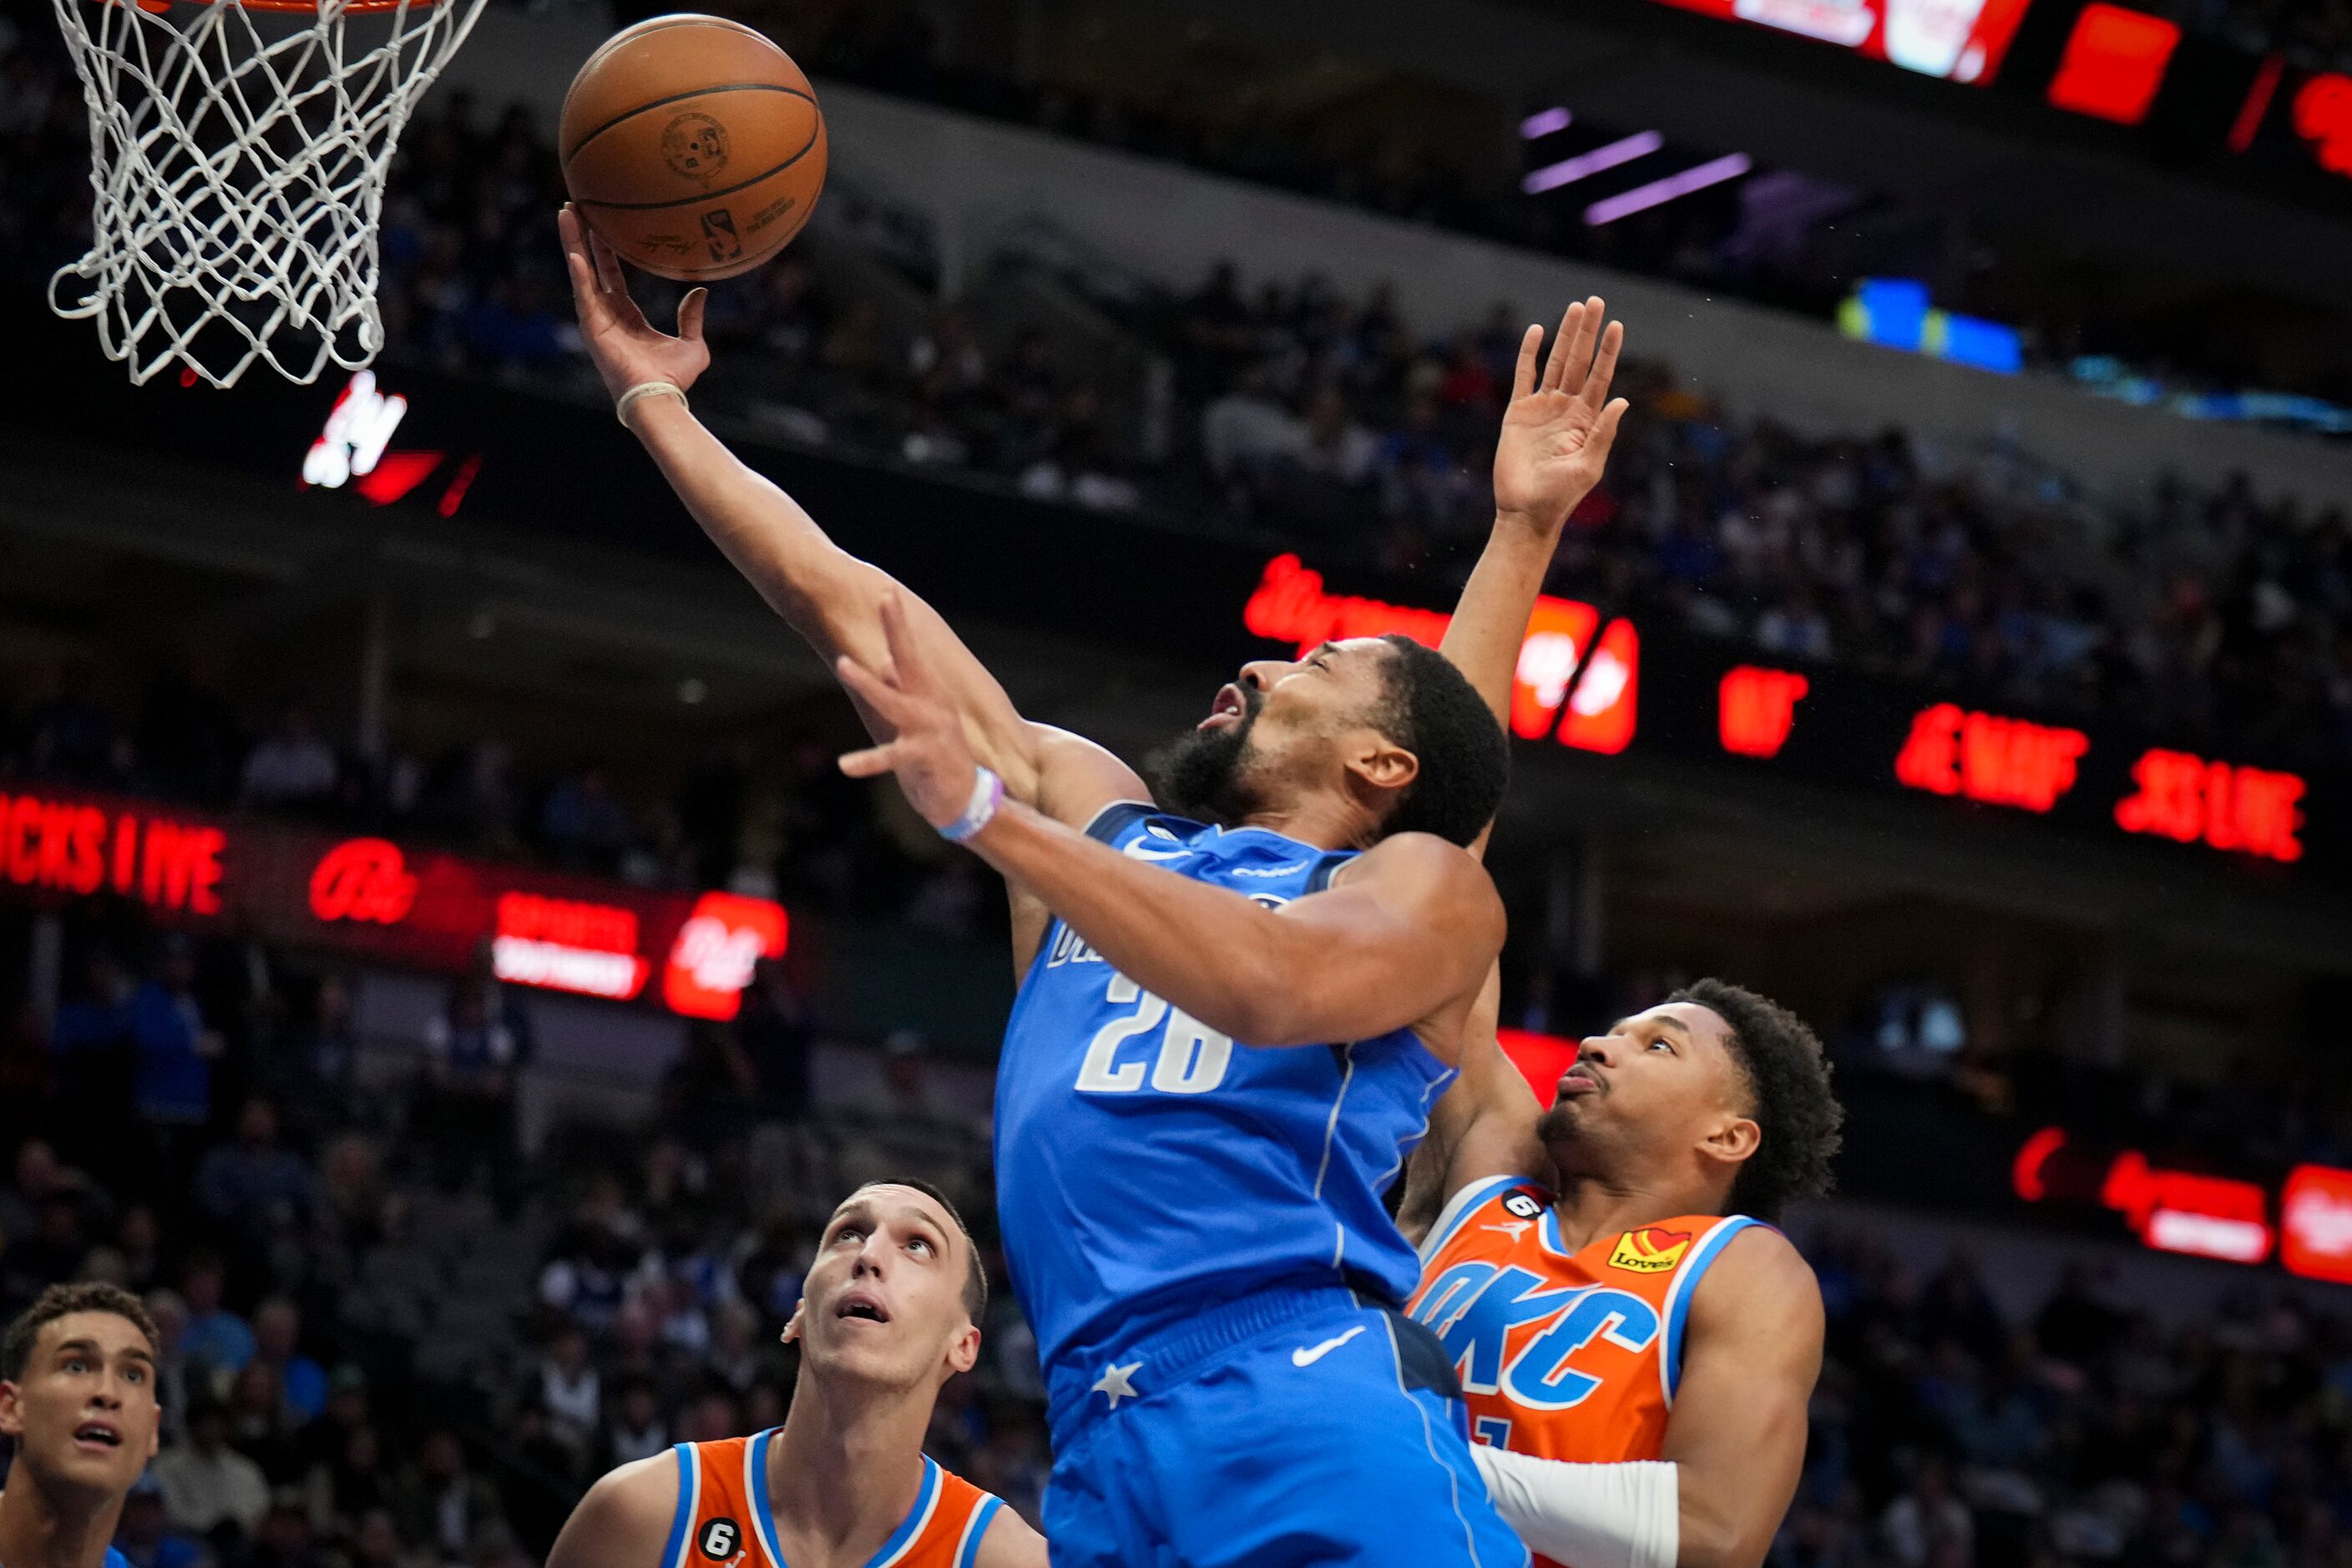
[[1041, 1286, 1529, 1568]]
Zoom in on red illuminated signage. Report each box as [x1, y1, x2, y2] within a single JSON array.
[[1243, 554, 1638, 754], [2115, 749, 2305, 862], [493, 892, 647, 1001], [1646, 0, 2034, 83], [2016, 1128, 2274, 1266], [309, 838, 417, 923], [2046, 3, 2181, 125], [2283, 1166, 2352, 1282], [1718, 666, 1808, 758], [0, 792, 224, 914], [1895, 703, 2087, 812], [663, 892, 790, 1020], [1497, 1026, 1584, 1105], [2101, 1151, 2272, 1262], [2294, 72, 2352, 175]]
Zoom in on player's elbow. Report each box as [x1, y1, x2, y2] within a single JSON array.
[[1677, 1508, 1775, 1568]]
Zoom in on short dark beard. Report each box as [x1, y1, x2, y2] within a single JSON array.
[[1148, 684, 1265, 826]]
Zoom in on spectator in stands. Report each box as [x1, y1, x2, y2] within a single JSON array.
[[0, 1193, 86, 1314], [143, 1287, 193, 1439], [534, 1326, 599, 1461], [114, 1475, 208, 1568], [156, 1398, 271, 1544], [736, 959, 812, 1123], [129, 937, 222, 1142], [1879, 1456, 1974, 1567], [115, 1203, 165, 1295], [0, 1137, 86, 1254], [417, 974, 520, 1197], [250, 1497, 329, 1568], [535, 1176, 641, 1335], [251, 1297, 329, 1424], [49, 948, 133, 1158], [302, 1419, 392, 1543], [391, 1429, 503, 1567], [598, 1375, 665, 1469], [196, 1099, 316, 1272], [240, 702, 340, 811], [226, 1358, 301, 1485], [180, 1253, 256, 1393]]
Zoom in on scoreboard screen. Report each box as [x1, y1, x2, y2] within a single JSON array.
[[1647, 0, 2039, 83]]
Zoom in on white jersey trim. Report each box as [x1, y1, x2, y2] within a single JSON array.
[[1419, 1174, 1526, 1265]]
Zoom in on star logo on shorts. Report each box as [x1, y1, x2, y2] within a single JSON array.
[[1091, 1359, 1144, 1409]]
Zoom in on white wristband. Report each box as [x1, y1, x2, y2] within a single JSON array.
[[1470, 1446, 1678, 1568], [616, 381, 687, 429], [939, 766, 1004, 843]]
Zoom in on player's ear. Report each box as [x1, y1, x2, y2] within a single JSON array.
[[944, 1322, 980, 1378], [0, 1381, 22, 1440], [1698, 1113, 1761, 1173], [1343, 734, 1419, 798], [780, 1301, 807, 1345]]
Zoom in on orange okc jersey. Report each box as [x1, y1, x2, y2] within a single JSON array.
[[1408, 1176, 1761, 1468], [660, 1433, 1003, 1568]]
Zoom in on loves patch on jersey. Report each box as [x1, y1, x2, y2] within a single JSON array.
[[1607, 1227, 1693, 1273]]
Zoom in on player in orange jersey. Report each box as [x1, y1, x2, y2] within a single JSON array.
[[1399, 306, 1844, 1568], [544, 1180, 1044, 1568], [1398, 986, 1839, 1568]]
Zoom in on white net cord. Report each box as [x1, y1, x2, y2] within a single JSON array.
[[48, 0, 488, 387]]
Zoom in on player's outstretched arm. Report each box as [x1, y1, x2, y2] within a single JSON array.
[[1401, 301, 1628, 1229], [556, 207, 1143, 829], [543, 1454, 677, 1568], [1471, 1227, 1822, 1568], [1439, 296, 1626, 751], [837, 599, 1504, 1052]]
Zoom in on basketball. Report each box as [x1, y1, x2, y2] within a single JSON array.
[[559, 15, 825, 283]]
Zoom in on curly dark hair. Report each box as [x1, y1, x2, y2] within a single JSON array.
[[1672, 978, 1842, 1222], [3, 1282, 158, 1383], [1368, 635, 1510, 847]]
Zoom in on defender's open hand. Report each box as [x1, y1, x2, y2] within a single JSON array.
[[835, 596, 987, 832], [558, 205, 711, 403], [1490, 296, 1628, 533]]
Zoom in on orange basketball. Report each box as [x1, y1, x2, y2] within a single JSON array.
[[559, 15, 826, 283]]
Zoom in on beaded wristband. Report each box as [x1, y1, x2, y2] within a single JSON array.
[[939, 765, 1005, 843], [615, 380, 687, 429]]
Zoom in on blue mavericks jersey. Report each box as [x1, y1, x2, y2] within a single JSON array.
[[995, 802, 1457, 1376]]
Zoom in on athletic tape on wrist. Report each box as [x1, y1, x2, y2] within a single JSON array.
[[616, 381, 687, 428], [939, 766, 1004, 843]]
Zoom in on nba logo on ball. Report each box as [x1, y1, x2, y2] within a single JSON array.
[[700, 209, 742, 264], [661, 112, 730, 180]]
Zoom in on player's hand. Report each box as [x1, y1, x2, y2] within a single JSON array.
[[1490, 296, 1628, 534], [559, 205, 711, 402], [834, 596, 987, 831]]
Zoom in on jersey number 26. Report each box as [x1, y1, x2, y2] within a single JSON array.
[[1075, 974, 1233, 1095]]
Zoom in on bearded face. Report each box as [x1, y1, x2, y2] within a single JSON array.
[[1149, 680, 1267, 826]]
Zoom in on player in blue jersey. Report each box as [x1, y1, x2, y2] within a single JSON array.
[[0, 1284, 161, 1568], [562, 209, 1626, 1565]]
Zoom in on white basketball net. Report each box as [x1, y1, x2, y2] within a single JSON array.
[[48, 0, 487, 387]]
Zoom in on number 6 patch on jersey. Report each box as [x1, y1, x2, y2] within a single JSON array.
[[698, 1520, 740, 1560]]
